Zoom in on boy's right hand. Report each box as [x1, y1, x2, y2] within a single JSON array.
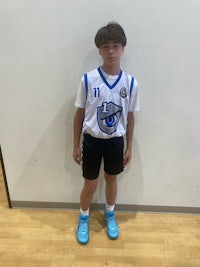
[[73, 147, 82, 165]]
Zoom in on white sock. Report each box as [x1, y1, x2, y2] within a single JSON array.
[[80, 208, 89, 216], [106, 204, 115, 212]]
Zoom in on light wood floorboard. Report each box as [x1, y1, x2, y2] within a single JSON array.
[[0, 167, 200, 267]]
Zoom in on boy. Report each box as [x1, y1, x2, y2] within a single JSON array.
[[73, 22, 139, 244]]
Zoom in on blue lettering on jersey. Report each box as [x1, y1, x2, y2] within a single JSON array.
[[97, 102, 122, 135], [93, 87, 100, 98]]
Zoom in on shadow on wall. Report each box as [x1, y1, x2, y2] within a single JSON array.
[[117, 113, 144, 205], [12, 96, 83, 203]]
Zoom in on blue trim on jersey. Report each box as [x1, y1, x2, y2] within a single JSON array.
[[130, 76, 134, 97], [84, 73, 88, 98], [97, 67, 122, 89]]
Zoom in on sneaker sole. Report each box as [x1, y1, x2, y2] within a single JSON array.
[[76, 235, 89, 244]]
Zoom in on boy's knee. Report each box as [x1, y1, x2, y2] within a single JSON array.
[[84, 180, 98, 194]]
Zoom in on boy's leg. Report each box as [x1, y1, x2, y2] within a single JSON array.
[[103, 136, 124, 207], [104, 172, 119, 239], [77, 178, 98, 244], [80, 178, 98, 211], [104, 173, 117, 206]]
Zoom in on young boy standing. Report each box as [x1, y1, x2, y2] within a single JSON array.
[[73, 22, 139, 244]]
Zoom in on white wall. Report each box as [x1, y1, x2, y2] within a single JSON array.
[[0, 0, 200, 208]]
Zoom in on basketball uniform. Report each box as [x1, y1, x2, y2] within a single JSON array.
[[75, 67, 139, 139]]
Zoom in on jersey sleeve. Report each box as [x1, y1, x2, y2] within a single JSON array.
[[75, 77, 87, 108], [128, 79, 140, 112]]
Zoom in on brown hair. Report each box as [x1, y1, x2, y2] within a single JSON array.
[[95, 22, 127, 48]]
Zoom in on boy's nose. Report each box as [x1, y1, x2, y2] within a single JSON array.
[[108, 47, 114, 52]]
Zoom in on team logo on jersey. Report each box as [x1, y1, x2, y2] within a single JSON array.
[[120, 87, 127, 98], [97, 102, 122, 135]]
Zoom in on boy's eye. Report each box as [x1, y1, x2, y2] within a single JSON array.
[[102, 45, 109, 50], [113, 44, 120, 49], [101, 43, 121, 51]]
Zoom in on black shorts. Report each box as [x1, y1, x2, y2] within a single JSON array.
[[82, 134, 124, 180]]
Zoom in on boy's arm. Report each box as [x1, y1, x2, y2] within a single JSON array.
[[73, 108, 85, 165], [123, 111, 135, 166]]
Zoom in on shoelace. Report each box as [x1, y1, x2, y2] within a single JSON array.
[[107, 214, 117, 228], [78, 218, 88, 232]]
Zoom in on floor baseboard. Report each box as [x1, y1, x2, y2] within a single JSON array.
[[11, 201, 200, 214]]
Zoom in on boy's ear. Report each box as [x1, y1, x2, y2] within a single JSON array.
[[99, 48, 102, 56]]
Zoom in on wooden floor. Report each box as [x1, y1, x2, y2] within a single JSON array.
[[0, 168, 200, 267]]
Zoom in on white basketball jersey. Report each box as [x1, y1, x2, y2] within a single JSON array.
[[75, 67, 139, 139]]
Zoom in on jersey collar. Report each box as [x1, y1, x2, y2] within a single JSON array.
[[97, 67, 122, 89]]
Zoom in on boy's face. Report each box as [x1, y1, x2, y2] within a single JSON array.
[[99, 41, 124, 67]]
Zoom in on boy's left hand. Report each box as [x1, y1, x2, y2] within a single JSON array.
[[123, 148, 132, 166]]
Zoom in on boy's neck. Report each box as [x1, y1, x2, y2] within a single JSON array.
[[101, 64, 121, 76]]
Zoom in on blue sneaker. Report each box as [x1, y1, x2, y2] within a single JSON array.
[[76, 213, 89, 244], [105, 210, 119, 239]]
